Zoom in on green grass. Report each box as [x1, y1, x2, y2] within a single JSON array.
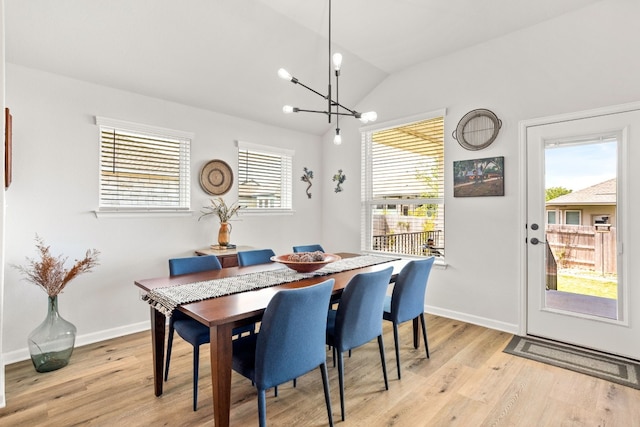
[[557, 272, 618, 299]]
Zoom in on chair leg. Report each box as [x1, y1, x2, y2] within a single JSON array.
[[337, 351, 346, 421], [392, 322, 401, 379], [420, 313, 430, 358], [319, 363, 334, 427], [192, 344, 199, 411], [413, 318, 420, 349], [332, 346, 336, 367], [377, 335, 389, 391], [257, 389, 267, 427], [164, 321, 175, 381]]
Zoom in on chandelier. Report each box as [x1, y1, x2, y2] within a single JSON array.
[[277, 0, 377, 145]]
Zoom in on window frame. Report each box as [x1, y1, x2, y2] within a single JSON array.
[[237, 140, 294, 215], [360, 109, 446, 258], [564, 210, 582, 225], [95, 116, 193, 218]]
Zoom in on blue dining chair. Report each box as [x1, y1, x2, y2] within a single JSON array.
[[383, 257, 435, 379], [292, 244, 325, 253], [326, 266, 394, 421], [165, 255, 254, 411], [237, 249, 276, 266], [232, 279, 336, 427]]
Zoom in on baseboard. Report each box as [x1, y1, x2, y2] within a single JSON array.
[[2, 321, 150, 366], [425, 304, 519, 335]]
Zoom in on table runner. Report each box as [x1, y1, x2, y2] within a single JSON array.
[[142, 254, 399, 316]]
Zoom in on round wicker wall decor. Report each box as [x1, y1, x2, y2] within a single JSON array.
[[200, 159, 233, 195]]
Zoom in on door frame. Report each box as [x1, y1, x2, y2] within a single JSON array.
[[518, 101, 638, 338]]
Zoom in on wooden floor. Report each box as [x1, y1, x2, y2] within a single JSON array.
[[2, 315, 639, 426]]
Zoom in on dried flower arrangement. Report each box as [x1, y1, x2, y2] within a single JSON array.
[[13, 235, 100, 297], [199, 197, 244, 223]]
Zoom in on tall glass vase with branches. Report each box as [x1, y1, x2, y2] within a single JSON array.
[[13, 235, 100, 372]]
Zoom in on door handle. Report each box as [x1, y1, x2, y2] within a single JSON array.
[[530, 237, 546, 245]]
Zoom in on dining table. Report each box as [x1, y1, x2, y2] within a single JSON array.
[[134, 252, 411, 427]]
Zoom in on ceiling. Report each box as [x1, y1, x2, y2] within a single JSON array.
[[5, 0, 601, 136]]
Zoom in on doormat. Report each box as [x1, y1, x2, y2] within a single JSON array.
[[504, 335, 640, 389]]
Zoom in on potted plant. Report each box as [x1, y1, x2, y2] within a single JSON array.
[[199, 197, 244, 246], [13, 235, 100, 372]]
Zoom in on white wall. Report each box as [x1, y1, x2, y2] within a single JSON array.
[[323, 0, 640, 332], [1, 0, 7, 407], [2, 64, 324, 361]]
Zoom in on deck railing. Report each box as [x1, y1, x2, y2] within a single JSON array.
[[372, 230, 443, 256]]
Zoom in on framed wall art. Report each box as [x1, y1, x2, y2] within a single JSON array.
[[5, 107, 12, 189], [453, 156, 504, 197]]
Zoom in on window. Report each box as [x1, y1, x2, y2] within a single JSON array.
[[547, 210, 557, 224], [237, 141, 293, 212], [361, 111, 445, 257], [96, 117, 192, 212], [565, 210, 581, 225]]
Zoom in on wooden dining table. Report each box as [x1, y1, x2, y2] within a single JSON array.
[[134, 253, 411, 427]]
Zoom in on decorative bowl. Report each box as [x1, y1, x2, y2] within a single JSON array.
[[271, 253, 341, 273]]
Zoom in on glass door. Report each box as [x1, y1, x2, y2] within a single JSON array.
[[524, 106, 640, 359]]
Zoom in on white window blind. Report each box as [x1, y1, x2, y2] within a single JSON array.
[[237, 141, 293, 211], [361, 112, 445, 256], [96, 117, 192, 211]]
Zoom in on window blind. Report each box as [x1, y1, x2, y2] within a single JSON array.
[[96, 118, 191, 210], [237, 141, 293, 210], [361, 113, 445, 256]]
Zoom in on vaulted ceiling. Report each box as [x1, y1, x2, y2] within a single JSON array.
[[5, 0, 601, 135]]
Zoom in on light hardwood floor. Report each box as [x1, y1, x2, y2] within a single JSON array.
[[2, 315, 639, 426]]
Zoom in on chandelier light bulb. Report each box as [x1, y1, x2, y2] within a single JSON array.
[[332, 53, 343, 71], [278, 68, 293, 81], [359, 111, 378, 123], [333, 129, 342, 145], [283, 105, 294, 114]]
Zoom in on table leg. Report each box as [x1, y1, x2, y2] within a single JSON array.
[[210, 323, 234, 427], [413, 318, 420, 349], [151, 307, 166, 396]]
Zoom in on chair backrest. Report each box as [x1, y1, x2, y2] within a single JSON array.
[[254, 279, 335, 390], [169, 255, 222, 276], [334, 267, 394, 352], [389, 257, 435, 324], [237, 249, 276, 266], [292, 244, 325, 253]]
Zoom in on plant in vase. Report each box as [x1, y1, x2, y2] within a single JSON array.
[[13, 235, 100, 372], [199, 197, 244, 247]]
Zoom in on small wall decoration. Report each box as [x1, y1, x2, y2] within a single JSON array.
[[453, 156, 504, 197], [200, 159, 233, 196], [453, 108, 502, 151], [300, 167, 314, 198], [332, 169, 346, 193]]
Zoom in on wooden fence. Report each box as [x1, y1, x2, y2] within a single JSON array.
[[545, 224, 616, 274]]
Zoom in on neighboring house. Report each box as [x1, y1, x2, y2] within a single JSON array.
[[546, 178, 616, 227]]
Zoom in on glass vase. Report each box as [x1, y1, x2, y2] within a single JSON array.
[[28, 295, 77, 373]]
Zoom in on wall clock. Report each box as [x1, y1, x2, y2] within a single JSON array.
[[453, 108, 501, 151]]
